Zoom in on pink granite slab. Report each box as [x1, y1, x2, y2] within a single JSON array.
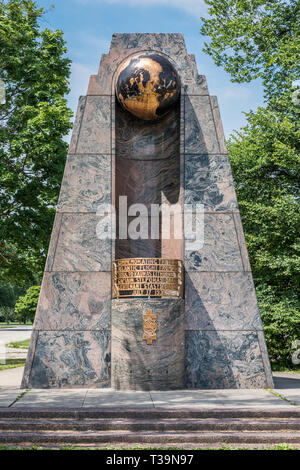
[[185, 272, 262, 331], [34, 272, 111, 330]]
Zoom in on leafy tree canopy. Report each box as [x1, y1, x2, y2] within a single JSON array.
[[201, 0, 300, 366], [228, 101, 300, 301], [201, 0, 300, 103], [0, 0, 73, 285]]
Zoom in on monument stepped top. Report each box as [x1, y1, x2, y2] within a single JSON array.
[[110, 33, 186, 49], [108, 33, 188, 58]]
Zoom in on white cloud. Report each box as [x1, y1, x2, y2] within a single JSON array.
[[75, 0, 207, 18]]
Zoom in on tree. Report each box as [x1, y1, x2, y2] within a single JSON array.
[[14, 285, 40, 323], [228, 103, 300, 366], [0, 1, 73, 285], [201, 0, 300, 367], [200, 0, 300, 103], [0, 283, 25, 322]]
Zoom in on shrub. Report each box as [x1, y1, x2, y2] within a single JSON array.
[[257, 285, 300, 368], [14, 286, 40, 324]]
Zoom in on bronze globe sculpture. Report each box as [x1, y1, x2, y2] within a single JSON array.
[[115, 53, 181, 121]]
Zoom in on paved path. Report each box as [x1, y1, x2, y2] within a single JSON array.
[[0, 366, 24, 389], [0, 369, 299, 409], [3, 348, 28, 360], [0, 326, 32, 362], [0, 325, 32, 346]]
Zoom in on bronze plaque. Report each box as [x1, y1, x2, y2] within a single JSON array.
[[113, 258, 183, 298]]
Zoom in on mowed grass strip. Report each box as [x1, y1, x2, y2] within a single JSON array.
[[0, 358, 26, 371]]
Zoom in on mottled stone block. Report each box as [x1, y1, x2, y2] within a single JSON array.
[[115, 102, 180, 161], [185, 213, 243, 271], [110, 33, 188, 60], [21, 330, 38, 389], [185, 331, 270, 389], [111, 299, 185, 390], [69, 96, 86, 154], [185, 154, 238, 211], [45, 212, 62, 272], [185, 272, 262, 331], [233, 212, 252, 271], [57, 154, 111, 212], [183, 74, 209, 95], [185, 96, 220, 154], [115, 210, 183, 259], [24, 331, 111, 389], [257, 331, 274, 387], [180, 92, 185, 157], [115, 238, 161, 260], [52, 213, 111, 272], [111, 94, 116, 155], [210, 96, 227, 154], [34, 272, 111, 331], [87, 74, 106, 95], [94, 54, 115, 95], [116, 156, 181, 209], [115, 216, 162, 259], [77, 96, 111, 154]]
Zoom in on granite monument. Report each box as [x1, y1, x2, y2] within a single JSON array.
[[22, 33, 274, 390]]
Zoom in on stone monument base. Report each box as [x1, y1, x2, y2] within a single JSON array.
[[111, 299, 185, 390]]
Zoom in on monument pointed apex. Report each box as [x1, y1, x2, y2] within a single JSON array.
[[89, 32, 206, 96]]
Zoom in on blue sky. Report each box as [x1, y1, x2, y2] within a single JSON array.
[[36, 0, 265, 138]]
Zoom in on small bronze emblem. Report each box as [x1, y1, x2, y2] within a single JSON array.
[[143, 309, 157, 345]]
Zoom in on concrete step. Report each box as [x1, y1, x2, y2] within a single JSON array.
[[1, 407, 300, 419], [2, 408, 300, 446], [1, 418, 300, 432], [1, 430, 300, 445]]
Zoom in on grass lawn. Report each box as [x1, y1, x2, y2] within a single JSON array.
[[7, 339, 30, 349], [0, 323, 32, 329], [0, 358, 26, 371], [272, 367, 300, 374], [0, 444, 298, 450], [0, 323, 20, 329]]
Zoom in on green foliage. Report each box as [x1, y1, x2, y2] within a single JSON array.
[[201, 0, 300, 103], [257, 286, 300, 367], [7, 338, 30, 348], [0, 358, 26, 371], [0, 305, 14, 323], [227, 98, 300, 366], [0, 0, 73, 285], [0, 283, 22, 308], [228, 105, 300, 281], [201, 0, 300, 367], [0, 283, 25, 322], [14, 285, 40, 323]]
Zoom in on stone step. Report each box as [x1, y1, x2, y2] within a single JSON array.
[[1, 418, 300, 432], [1, 430, 300, 445], [1, 407, 300, 420]]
